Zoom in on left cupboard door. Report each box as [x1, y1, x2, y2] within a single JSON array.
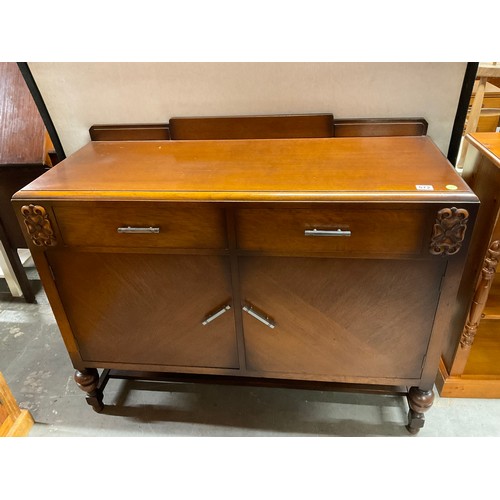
[[46, 251, 239, 370]]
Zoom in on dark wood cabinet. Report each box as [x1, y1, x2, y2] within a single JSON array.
[[12, 135, 478, 433], [0, 62, 53, 302]]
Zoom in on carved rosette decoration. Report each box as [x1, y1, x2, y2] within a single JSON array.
[[429, 207, 469, 256], [459, 240, 500, 349], [20, 204, 57, 247]]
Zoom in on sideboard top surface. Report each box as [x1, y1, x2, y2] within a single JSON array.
[[14, 136, 476, 203]]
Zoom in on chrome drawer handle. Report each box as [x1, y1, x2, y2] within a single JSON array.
[[202, 304, 231, 326], [117, 227, 160, 234], [242, 305, 275, 329], [304, 228, 351, 237]]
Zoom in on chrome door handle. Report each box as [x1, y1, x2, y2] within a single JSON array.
[[242, 304, 275, 329], [304, 228, 351, 237], [202, 304, 231, 325], [117, 227, 160, 234]]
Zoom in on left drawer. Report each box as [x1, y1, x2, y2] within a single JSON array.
[[50, 203, 228, 249]]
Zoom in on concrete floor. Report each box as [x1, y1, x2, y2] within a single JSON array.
[[2, 265, 500, 438]]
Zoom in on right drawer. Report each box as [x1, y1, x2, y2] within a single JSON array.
[[235, 206, 428, 256]]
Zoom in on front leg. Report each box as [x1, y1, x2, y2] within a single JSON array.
[[406, 386, 434, 434], [74, 368, 104, 413]]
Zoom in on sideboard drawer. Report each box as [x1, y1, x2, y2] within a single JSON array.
[[53, 203, 227, 249], [235, 207, 428, 255]]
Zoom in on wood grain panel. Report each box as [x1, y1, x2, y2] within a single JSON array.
[[0, 62, 46, 165], [47, 252, 239, 369], [0, 403, 8, 424], [333, 118, 427, 137], [13, 137, 475, 203], [169, 114, 334, 140], [240, 256, 445, 380], [0, 371, 34, 436], [89, 123, 171, 141], [235, 206, 427, 256], [52, 202, 227, 249], [91, 117, 426, 143]]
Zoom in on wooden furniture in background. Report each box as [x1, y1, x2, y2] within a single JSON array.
[[457, 63, 500, 169], [12, 122, 477, 433], [468, 81, 500, 133], [437, 132, 500, 397], [489, 77, 500, 89], [0, 372, 33, 437], [0, 62, 54, 302]]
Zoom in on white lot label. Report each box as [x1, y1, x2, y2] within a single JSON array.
[[415, 185, 434, 191]]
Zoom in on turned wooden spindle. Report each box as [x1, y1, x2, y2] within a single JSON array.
[[450, 240, 500, 375], [406, 386, 435, 434], [74, 368, 104, 413]]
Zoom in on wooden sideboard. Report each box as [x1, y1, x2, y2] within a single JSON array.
[[12, 135, 478, 433], [438, 132, 500, 397]]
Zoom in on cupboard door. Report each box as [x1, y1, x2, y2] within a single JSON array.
[[240, 257, 446, 380], [47, 252, 238, 369]]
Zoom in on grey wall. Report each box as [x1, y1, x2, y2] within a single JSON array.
[[29, 62, 467, 156]]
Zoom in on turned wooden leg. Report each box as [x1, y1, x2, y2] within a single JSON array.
[[74, 368, 104, 413], [406, 386, 434, 434]]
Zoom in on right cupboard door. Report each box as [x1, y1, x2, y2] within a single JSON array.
[[239, 256, 446, 381]]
